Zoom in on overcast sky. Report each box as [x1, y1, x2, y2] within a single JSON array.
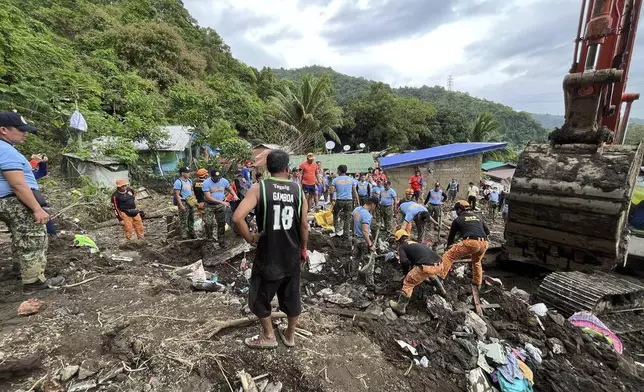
[[184, 0, 644, 118]]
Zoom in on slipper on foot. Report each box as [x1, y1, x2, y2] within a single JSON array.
[[277, 326, 296, 348], [244, 335, 278, 349]]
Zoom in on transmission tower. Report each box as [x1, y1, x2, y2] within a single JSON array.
[[447, 75, 454, 91]]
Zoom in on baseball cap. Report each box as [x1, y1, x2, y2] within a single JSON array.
[[179, 167, 190, 174], [0, 112, 37, 133]]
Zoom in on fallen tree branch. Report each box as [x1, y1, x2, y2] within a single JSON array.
[[27, 373, 48, 392], [135, 315, 198, 323], [57, 276, 101, 289], [195, 312, 288, 339], [92, 206, 175, 229], [317, 307, 381, 320], [237, 370, 259, 392]]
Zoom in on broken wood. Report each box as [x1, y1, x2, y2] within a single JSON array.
[[471, 285, 483, 315], [93, 206, 175, 229], [0, 352, 42, 379], [317, 307, 381, 320], [237, 369, 259, 392], [465, 303, 501, 310], [196, 312, 288, 339], [57, 276, 101, 289]]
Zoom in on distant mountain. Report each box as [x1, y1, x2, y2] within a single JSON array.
[[530, 113, 644, 129], [273, 66, 549, 146]]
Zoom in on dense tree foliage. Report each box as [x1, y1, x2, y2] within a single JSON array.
[[625, 124, 644, 144], [276, 66, 550, 148]]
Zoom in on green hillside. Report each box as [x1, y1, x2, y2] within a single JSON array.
[[274, 66, 549, 147]]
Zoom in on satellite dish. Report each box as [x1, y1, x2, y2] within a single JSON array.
[[325, 141, 336, 150], [359, 143, 366, 149], [343, 145, 351, 151]]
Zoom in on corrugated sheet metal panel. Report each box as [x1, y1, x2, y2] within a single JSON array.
[[538, 271, 644, 315], [378, 142, 508, 169], [134, 125, 192, 151]]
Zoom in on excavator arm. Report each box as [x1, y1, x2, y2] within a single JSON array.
[[506, 0, 643, 271]]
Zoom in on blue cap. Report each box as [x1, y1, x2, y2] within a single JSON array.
[[0, 112, 37, 133]]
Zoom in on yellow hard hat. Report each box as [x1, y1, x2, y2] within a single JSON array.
[[454, 200, 470, 210], [395, 229, 410, 242]]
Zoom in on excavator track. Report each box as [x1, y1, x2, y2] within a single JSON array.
[[537, 271, 644, 315]]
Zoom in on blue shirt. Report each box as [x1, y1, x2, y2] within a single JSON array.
[[357, 181, 370, 197], [202, 178, 230, 202], [332, 175, 355, 200], [489, 191, 500, 203], [353, 206, 373, 239], [399, 201, 428, 222], [241, 167, 252, 188], [380, 188, 397, 207], [0, 140, 39, 198], [173, 178, 193, 200], [371, 186, 383, 200]]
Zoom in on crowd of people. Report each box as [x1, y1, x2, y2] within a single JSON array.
[[0, 112, 496, 350]]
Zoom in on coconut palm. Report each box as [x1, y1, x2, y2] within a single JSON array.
[[270, 74, 342, 152], [471, 112, 501, 142]]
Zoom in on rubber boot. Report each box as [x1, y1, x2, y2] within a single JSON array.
[[389, 292, 411, 315]]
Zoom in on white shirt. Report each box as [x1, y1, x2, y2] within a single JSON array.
[[468, 186, 479, 197]]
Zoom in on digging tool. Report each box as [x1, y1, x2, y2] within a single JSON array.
[[471, 284, 483, 315], [359, 227, 380, 276]]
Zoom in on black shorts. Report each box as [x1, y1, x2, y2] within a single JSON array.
[[249, 273, 301, 318], [413, 190, 421, 199], [302, 184, 316, 195]]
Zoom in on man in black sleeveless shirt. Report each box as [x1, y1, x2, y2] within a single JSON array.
[[233, 150, 309, 349]]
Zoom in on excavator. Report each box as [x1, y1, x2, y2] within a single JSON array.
[[504, 0, 644, 315]]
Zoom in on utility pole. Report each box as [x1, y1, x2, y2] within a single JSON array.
[[447, 75, 454, 91]]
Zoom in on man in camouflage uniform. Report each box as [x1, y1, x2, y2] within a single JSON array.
[[0, 112, 64, 289], [173, 167, 196, 239]]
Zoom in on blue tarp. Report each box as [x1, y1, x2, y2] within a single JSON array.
[[379, 142, 508, 169]]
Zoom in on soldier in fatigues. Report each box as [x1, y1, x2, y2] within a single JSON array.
[[233, 150, 309, 349], [203, 169, 238, 249], [0, 112, 64, 289]]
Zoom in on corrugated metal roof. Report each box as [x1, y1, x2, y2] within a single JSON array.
[[485, 168, 516, 180], [254, 143, 283, 150], [481, 160, 508, 171], [379, 142, 508, 169], [134, 125, 192, 151], [290, 153, 375, 173]]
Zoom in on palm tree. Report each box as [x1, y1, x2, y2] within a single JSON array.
[[470, 112, 501, 142], [270, 74, 342, 152]]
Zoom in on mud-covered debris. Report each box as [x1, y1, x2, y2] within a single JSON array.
[[59, 365, 79, 382], [98, 366, 122, 384], [67, 380, 97, 392], [0, 352, 42, 379], [481, 343, 506, 365], [264, 381, 283, 392], [17, 298, 43, 316], [548, 312, 567, 327], [547, 337, 567, 355], [42, 377, 64, 392], [316, 288, 333, 297], [326, 293, 353, 306], [426, 294, 452, 318], [77, 359, 99, 380], [383, 307, 398, 321], [365, 302, 383, 317], [465, 311, 487, 339], [510, 287, 530, 303], [466, 368, 495, 392], [396, 340, 418, 356]]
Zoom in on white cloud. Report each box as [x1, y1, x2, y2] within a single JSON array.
[[183, 0, 644, 118]]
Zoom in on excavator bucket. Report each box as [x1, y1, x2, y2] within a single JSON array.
[[505, 142, 643, 271]]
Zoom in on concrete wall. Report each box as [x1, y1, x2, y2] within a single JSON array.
[[384, 154, 483, 201]]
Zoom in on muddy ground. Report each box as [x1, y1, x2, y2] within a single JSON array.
[[1, 187, 643, 392]]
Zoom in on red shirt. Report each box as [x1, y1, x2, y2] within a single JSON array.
[[409, 175, 423, 191], [299, 161, 318, 185]]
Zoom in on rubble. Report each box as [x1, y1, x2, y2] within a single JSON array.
[[59, 365, 79, 382], [17, 299, 43, 316], [383, 307, 398, 321]]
